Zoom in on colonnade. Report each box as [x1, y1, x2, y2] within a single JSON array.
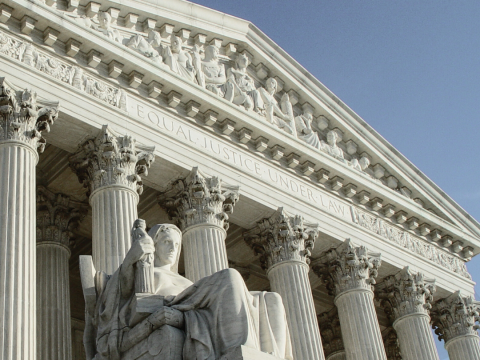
[[0, 84, 478, 360]]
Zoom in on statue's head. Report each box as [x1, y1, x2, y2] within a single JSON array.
[[171, 36, 182, 53], [148, 224, 182, 272], [326, 130, 339, 146], [98, 11, 112, 29], [266, 77, 278, 94], [235, 53, 249, 69], [204, 45, 219, 62]]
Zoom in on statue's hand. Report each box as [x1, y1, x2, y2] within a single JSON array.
[[125, 236, 155, 267]]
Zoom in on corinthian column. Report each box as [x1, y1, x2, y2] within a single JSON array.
[[36, 186, 87, 360], [432, 291, 480, 360], [70, 125, 155, 275], [0, 78, 59, 360], [160, 167, 239, 282], [244, 208, 325, 360], [318, 308, 346, 360], [313, 239, 387, 360], [376, 267, 439, 360]]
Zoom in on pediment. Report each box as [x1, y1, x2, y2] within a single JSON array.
[[1, 0, 479, 261]]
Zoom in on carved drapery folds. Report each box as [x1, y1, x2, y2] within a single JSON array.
[[36, 186, 87, 247], [159, 167, 239, 231], [243, 207, 319, 270], [432, 291, 480, 343], [69, 125, 155, 197], [313, 239, 381, 296], [0, 77, 59, 153], [318, 308, 345, 358], [376, 267, 436, 322]]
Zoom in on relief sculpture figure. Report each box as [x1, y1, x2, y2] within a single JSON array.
[[295, 107, 321, 149], [200, 45, 229, 97], [82, 220, 293, 360], [258, 78, 295, 135], [224, 53, 262, 112], [127, 30, 164, 64], [321, 130, 344, 160], [97, 11, 122, 43], [163, 36, 196, 82]]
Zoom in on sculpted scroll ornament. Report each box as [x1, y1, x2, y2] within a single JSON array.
[[243, 208, 319, 270], [36, 186, 87, 247], [313, 239, 381, 296], [351, 206, 471, 279], [0, 30, 126, 111], [69, 125, 155, 196], [431, 291, 480, 343], [0, 77, 59, 152], [159, 167, 239, 231], [376, 267, 436, 322]]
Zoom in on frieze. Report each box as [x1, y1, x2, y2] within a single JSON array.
[[351, 206, 470, 279], [0, 29, 126, 111]]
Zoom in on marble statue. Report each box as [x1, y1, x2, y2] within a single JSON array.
[[164, 36, 196, 82], [321, 130, 344, 159], [127, 30, 163, 63], [350, 156, 371, 172], [258, 78, 295, 135], [225, 53, 261, 112], [97, 11, 122, 43], [82, 220, 293, 360], [295, 108, 321, 149], [200, 45, 228, 97]]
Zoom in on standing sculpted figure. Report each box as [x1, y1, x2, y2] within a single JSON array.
[[321, 130, 344, 159], [295, 108, 322, 149], [164, 36, 196, 82], [83, 220, 293, 360], [97, 11, 122, 43], [225, 53, 262, 112], [258, 78, 295, 135], [200, 45, 229, 97]]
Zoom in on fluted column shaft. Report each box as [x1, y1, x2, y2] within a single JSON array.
[[0, 143, 37, 360], [36, 243, 72, 360], [335, 288, 386, 360], [393, 313, 438, 360], [182, 224, 227, 282], [268, 261, 325, 360], [445, 334, 480, 360], [90, 186, 138, 274], [328, 351, 347, 360]]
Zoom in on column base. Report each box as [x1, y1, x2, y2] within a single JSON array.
[[219, 346, 287, 360]]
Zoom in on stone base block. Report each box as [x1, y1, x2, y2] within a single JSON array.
[[219, 346, 286, 360]]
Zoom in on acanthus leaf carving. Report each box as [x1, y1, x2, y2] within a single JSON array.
[[312, 238, 381, 296], [431, 291, 480, 343], [36, 186, 88, 247], [382, 327, 403, 360], [318, 307, 345, 357], [376, 266, 436, 322], [243, 207, 319, 270], [0, 77, 59, 152], [159, 167, 239, 231], [69, 125, 155, 196]]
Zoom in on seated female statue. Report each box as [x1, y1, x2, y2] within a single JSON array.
[[90, 221, 293, 360]]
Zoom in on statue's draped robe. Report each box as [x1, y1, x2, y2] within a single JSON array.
[[93, 268, 293, 360]]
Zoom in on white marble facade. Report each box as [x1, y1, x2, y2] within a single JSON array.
[[0, 0, 479, 359]]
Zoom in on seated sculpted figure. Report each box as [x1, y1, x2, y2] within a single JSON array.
[[199, 45, 229, 97], [97, 11, 122, 43], [321, 130, 344, 160], [85, 220, 293, 360], [225, 53, 262, 112], [164, 36, 196, 82], [127, 30, 164, 64], [295, 108, 322, 149], [258, 78, 295, 135]]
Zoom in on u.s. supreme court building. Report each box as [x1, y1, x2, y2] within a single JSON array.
[[0, 0, 478, 359]]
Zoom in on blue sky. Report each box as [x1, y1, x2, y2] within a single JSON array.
[[191, 1, 480, 358]]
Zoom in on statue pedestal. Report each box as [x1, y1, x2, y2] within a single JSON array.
[[219, 346, 286, 360]]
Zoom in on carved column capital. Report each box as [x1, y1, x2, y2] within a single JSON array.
[[159, 167, 239, 231], [0, 77, 59, 153], [432, 291, 480, 343], [376, 266, 436, 322], [318, 307, 344, 358], [312, 239, 381, 296], [243, 207, 319, 270], [382, 327, 402, 360], [69, 125, 155, 197], [36, 186, 88, 249]]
